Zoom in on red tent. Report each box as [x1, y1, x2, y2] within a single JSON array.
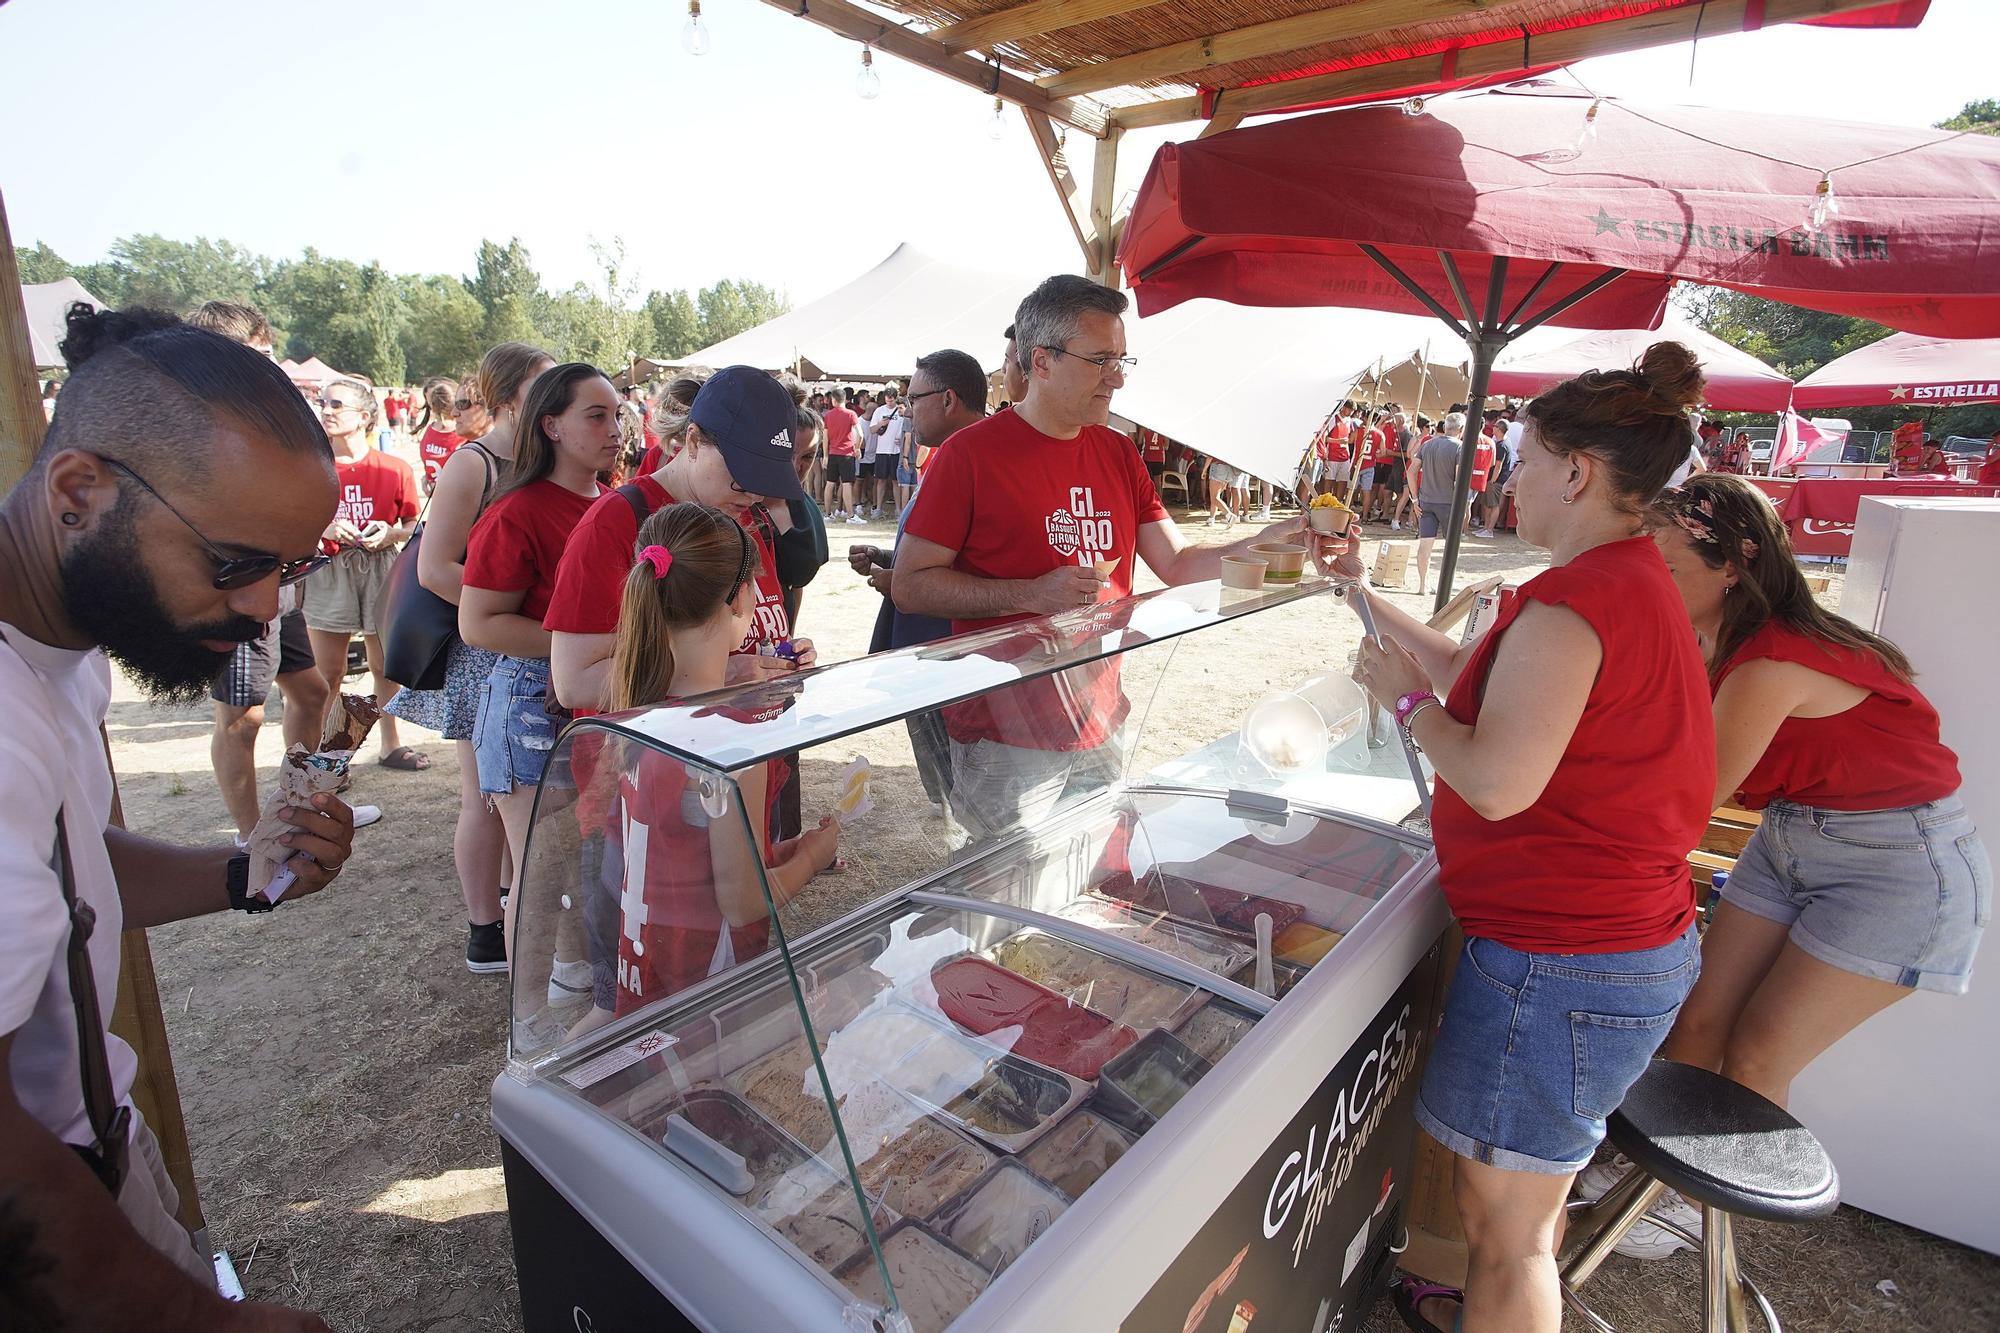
[[1488, 321, 1793, 411], [1792, 332, 2000, 409], [1120, 82, 2000, 602]]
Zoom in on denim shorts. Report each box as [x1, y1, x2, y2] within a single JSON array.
[[1416, 926, 1700, 1175], [1726, 797, 1989, 994], [473, 654, 559, 795]]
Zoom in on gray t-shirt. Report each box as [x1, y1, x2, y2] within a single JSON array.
[[1416, 433, 1461, 507]]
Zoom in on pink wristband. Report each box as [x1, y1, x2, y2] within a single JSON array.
[[1394, 690, 1438, 727]]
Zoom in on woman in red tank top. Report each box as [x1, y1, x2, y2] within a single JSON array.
[[1651, 474, 1987, 1112], [1333, 345, 1715, 1333]]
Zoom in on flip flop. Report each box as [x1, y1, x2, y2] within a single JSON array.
[[380, 745, 432, 771], [1391, 1277, 1463, 1333]]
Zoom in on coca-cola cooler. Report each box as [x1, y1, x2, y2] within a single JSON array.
[[490, 577, 1453, 1331]]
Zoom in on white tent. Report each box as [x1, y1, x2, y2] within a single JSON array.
[[680, 244, 1478, 485], [21, 277, 107, 369]]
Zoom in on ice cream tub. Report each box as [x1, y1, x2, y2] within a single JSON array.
[[933, 1159, 1073, 1274], [1019, 1108, 1136, 1199], [1095, 1028, 1214, 1134], [836, 1221, 991, 1333]]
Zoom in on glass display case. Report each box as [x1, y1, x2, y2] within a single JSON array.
[[495, 575, 1449, 1333]]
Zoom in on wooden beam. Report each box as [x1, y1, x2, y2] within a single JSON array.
[[1108, 0, 1894, 132], [1089, 126, 1125, 286], [1, 191, 207, 1238], [927, 0, 1165, 55], [1024, 108, 1100, 273], [757, 0, 1109, 137], [1041, 0, 1512, 99]]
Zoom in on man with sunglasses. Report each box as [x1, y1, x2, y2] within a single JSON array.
[[1, 307, 353, 1329]]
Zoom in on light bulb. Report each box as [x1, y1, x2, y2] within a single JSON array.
[[1574, 98, 1601, 151], [856, 45, 881, 100], [1806, 173, 1839, 234], [1401, 96, 1427, 118], [681, 0, 709, 55], [987, 96, 1005, 140]]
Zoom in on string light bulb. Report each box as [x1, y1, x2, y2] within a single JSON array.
[[1401, 96, 1428, 118], [681, 0, 710, 55], [1806, 172, 1840, 234], [856, 44, 882, 100], [988, 96, 1006, 140], [1574, 98, 1602, 151]]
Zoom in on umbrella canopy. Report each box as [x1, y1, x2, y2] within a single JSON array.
[[1120, 81, 2000, 604], [1487, 318, 1794, 410], [20, 277, 106, 369], [1792, 331, 2000, 409]]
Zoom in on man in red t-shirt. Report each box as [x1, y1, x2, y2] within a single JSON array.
[[896, 275, 1310, 842], [820, 399, 861, 520]]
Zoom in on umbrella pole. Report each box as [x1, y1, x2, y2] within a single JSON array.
[[1435, 328, 1502, 611]]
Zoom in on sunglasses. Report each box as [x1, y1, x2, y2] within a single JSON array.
[[102, 458, 329, 590]]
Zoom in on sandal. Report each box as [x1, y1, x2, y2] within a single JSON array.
[[380, 745, 432, 771], [1391, 1278, 1463, 1333]]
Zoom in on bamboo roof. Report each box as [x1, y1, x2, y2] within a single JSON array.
[[761, 0, 1927, 135]]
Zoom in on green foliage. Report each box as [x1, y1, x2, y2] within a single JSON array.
[[1937, 98, 2000, 136], [15, 232, 792, 384]]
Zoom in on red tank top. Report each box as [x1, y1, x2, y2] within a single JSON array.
[[1716, 622, 1960, 811], [613, 749, 789, 1016], [1430, 537, 1713, 953]]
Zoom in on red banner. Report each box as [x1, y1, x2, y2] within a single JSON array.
[[1750, 477, 2000, 556]]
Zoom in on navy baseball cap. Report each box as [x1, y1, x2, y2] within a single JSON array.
[[690, 365, 805, 501]]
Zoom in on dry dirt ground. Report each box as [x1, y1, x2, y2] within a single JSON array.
[[112, 512, 1997, 1332]]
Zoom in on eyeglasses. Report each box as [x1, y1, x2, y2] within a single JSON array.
[[1039, 345, 1137, 375], [100, 458, 329, 590]]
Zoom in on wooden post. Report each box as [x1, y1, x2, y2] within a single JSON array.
[[0, 189, 207, 1240]]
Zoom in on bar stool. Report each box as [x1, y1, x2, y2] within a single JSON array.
[[1561, 1061, 1840, 1332]]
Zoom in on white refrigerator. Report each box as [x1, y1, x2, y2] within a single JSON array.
[[1792, 497, 2000, 1253]]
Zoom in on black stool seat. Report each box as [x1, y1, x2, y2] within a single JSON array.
[[1608, 1061, 1839, 1225]]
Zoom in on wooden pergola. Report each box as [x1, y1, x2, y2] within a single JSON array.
[[757, 0, 1921, 282]]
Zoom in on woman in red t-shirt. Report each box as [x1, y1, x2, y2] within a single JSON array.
[[462, 363, 620, 948], [1652, 475, 1986, 1111], [1334, 346, 1715, 1333], [592, 503, 838, 1026]]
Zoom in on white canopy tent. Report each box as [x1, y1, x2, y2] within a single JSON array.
[[20, 276, 106, 369], [681, 245, 1482, 486]]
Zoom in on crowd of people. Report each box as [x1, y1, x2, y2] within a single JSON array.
[[0, 279, 1986, 1333]]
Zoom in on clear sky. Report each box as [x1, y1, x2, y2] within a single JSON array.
[[1, 0, 1992, 306]]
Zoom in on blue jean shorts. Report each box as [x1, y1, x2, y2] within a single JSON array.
[[1417, 926, 1700, 1174], [473, 654, 559, 795], [1726, 797, 1989, 994]]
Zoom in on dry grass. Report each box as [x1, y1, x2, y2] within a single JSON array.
[[114, 513, 1995, 1332]]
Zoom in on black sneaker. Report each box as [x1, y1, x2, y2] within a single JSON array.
[[466, 921, 508, 975]]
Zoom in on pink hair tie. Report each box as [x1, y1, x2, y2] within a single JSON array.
[[639, 544, 674, 578]]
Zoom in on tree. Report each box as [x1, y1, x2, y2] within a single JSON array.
[[15, 242, 73, 284], [642, 288, 701, 359], [1938, 99, 2000, 136], [467, 238, 542, 317]]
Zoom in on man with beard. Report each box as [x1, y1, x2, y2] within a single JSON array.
[[0, 306, 354, 1332]]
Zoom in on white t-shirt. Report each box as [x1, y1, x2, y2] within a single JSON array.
[[0, 625, 137, 1147], [869, 404, 904, 457]]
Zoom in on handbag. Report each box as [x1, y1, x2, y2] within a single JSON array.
[[382, 442, 497, 691]]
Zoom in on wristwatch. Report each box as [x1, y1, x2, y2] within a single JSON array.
[[224, 853, 276, 913]]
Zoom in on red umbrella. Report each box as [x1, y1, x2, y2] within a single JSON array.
[[1489, 321, 1794, 411], [1119, 82, 2000, 603], [1792, 331, 2000, 409]]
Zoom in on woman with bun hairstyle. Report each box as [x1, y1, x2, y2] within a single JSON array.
[[1651, 474, 1986, 1107], [1333, 344, 1716, 1333], [591, 503, 839, 1024], [386, 341, 551, 974]]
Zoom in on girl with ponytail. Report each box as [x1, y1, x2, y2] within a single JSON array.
[[596, 503, 839, 1020], [1649, 474, 1985, 1119]]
